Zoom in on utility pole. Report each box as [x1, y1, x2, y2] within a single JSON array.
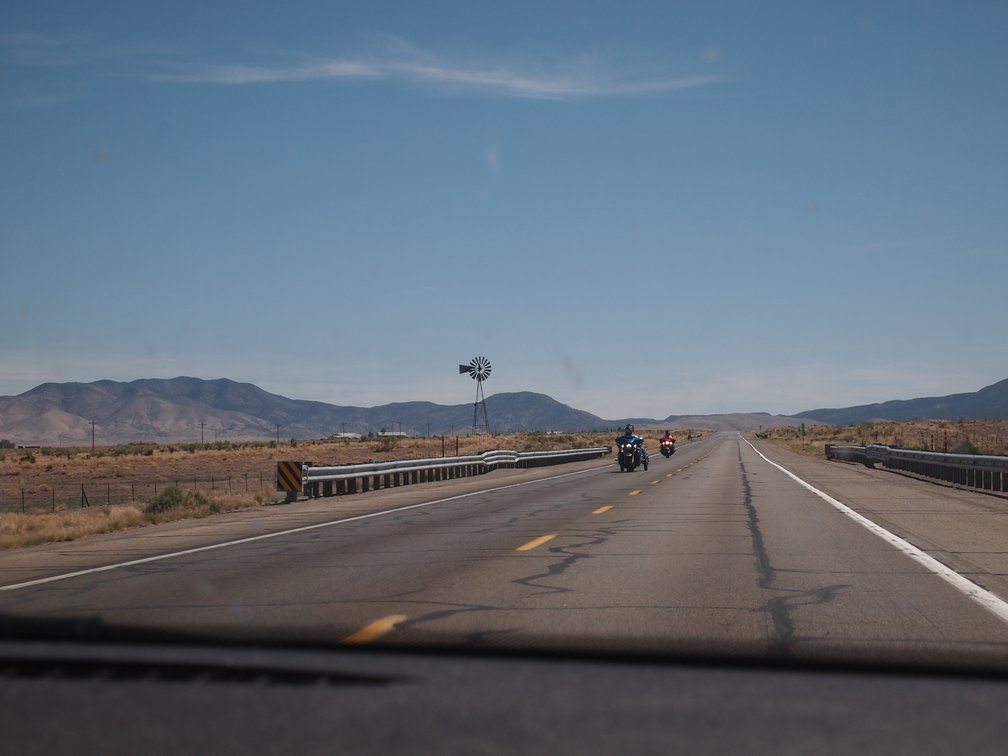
[[91, 421, 96, 451], [200, 422, 205, 446], [276, 424, 280, 446]]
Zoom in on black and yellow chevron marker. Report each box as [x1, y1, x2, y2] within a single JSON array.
[[276, 461, 303, 493]]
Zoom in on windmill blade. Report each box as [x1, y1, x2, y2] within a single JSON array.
[[471, 356, 492, 381]]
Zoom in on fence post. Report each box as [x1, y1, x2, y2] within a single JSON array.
[[52, 486, 55, 512], [80, 484, 89, 508], [22, 488, 25, 513]]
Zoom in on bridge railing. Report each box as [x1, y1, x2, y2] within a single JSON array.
[[277, 447, 611, 499], [825, 444, 1008, 495]]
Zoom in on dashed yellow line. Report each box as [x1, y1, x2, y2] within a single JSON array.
[[650, 480, 659, 486], [517, 534, 556, 552], [341, 614, 407, 645], [592, 505, 612, 514], [628, 490, 641, 496]]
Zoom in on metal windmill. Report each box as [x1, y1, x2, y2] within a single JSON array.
[[458, 356, 492, 435]]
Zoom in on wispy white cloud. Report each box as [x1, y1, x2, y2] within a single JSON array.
[[0, 30, 178, 110], [2, 31, 720, 102], [1, 30, 177, 67], [151, 42, 722, 100], [0, 31, 77, 67], [1, 93, 78, 112]]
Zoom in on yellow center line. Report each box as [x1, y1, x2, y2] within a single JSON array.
[[628, 490, 641, 496], [592, 505, 612, 514], [650, 480, 659, 486], [665, 473, 674, 478], [516, 534, 556, 552], [341, 614, 407, 645]]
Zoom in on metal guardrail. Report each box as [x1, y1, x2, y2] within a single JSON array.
[[277, 447, 611, 499], [825, 444, 1008, 495]]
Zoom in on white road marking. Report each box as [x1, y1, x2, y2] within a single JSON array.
[[0, 463, 613, 593], [743, 435, 1008, 626]]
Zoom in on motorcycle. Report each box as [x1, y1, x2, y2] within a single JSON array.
[[660, 435, 676, 458], [618, 440, 648, 472]]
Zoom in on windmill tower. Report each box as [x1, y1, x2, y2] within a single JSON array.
[[458, 356, 492, 435]]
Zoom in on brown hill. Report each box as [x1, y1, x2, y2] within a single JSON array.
[[0, 376, 813, 446]]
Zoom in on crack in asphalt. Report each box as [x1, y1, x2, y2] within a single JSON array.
[[738, 441, 848, 658], [510, 534, 609, 595]]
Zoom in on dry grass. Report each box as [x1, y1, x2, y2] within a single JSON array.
[[0, 492, 271, 550], [761, 419, 1008, 459]]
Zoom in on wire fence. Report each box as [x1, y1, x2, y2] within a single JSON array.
[[0, 471, 274, 514]]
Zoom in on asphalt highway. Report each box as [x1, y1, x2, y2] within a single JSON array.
[[4, 432, 1008, 667]]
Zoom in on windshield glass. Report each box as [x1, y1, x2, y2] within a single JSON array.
[[2, 1, 1008, 671]]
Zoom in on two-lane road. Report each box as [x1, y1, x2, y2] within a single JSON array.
[[4, 432, 1008, 666]]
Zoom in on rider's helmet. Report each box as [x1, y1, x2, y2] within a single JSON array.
[[625, 424, 634, 436]]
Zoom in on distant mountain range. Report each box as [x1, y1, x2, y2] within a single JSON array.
[[796, 377, 1008, 424], [3, 376, 1004, 446], [0, 377, 808, 445]]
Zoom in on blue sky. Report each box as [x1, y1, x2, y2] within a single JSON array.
[[2, 1, 1006, 418]]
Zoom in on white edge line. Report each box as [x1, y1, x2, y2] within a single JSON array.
[[0, 462, 612, 593], [741, 434, 1008, 625]]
